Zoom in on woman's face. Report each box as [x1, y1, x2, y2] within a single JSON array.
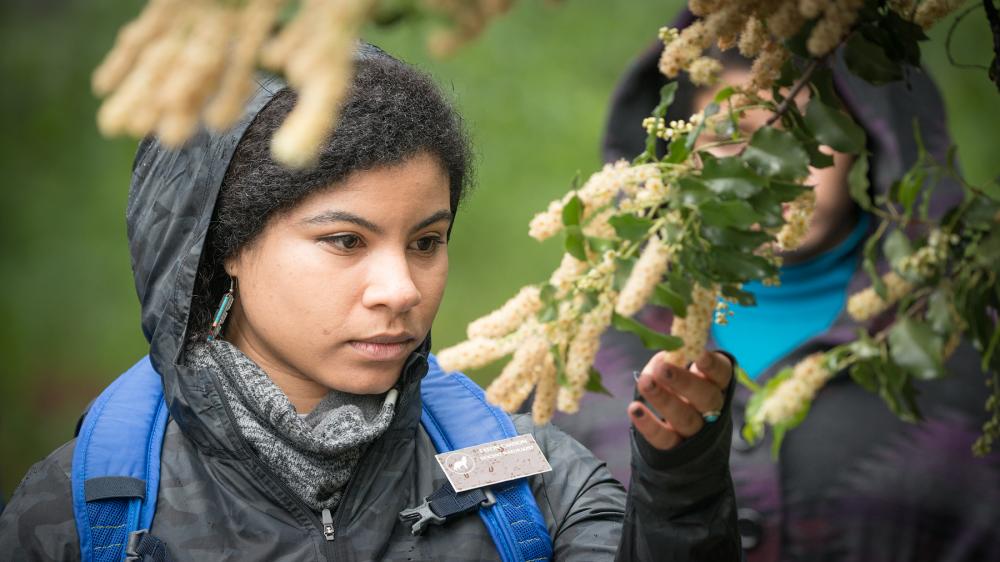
[[224, 151, 452, 404]]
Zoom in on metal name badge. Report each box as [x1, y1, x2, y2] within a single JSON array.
[[434, 434, 553, 493]]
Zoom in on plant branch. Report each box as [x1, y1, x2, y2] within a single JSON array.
[[765, 58, 821, 127], [946, 4, 990, 71]]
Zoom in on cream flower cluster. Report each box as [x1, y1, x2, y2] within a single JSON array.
[[846, 271, 914, 322], [529, 161, 659, 241], [549, 254, 589, 297], [642, 116, 699, 141], [615, 238, 674, 317], [776, 190, 816, 251], [484, 334, 551, 414], [623, 176, 673, 213], [95, 0, 372, 168], [655, 0, 962, 96], [558, 294, 615, 414], [689, 57, 724, 86], [898, 229, 957, 279], [422, 0, 516, 57], [436, 324, 532, 372], [913, 0, 967, 29], [756, 353, 832, 425], [467, 285, 542, 339], [665, 284, 719, 368], [714, 298, 735, 326]]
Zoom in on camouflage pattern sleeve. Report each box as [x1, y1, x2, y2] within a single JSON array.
[[516, 416, 626, 560], [0, 440, 81, 561]]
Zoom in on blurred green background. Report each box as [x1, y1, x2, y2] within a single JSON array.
[[0, 0, 997, 496]]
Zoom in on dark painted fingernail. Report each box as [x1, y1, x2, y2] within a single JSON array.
[[632, 407, 644, 418], [665, 366, 675, 379]]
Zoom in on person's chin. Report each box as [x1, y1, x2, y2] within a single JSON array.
[[322, 359, 405, 396]]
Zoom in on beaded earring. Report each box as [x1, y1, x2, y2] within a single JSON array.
[[207, 277, 236, 342]]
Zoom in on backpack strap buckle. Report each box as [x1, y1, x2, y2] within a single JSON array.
[[399, 484, 496, 536]]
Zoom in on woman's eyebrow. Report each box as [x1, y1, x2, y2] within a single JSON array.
[[301, 210, 383, 233], [411, 210, 453, 234]]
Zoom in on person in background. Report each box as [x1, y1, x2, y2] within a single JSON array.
[[555, 10, 1000, 562]]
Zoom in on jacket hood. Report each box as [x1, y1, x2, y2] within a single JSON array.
[[124, 46, 431, 458]]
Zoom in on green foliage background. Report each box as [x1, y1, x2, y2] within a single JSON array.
[[0, 0, 997, 496]]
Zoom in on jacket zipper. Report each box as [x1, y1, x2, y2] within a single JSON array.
[[321, 509, 335, 541], [210, 375, 338, 555], [206, 350, 425, 557]]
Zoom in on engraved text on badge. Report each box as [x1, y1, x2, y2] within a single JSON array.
[[434, 434, 553, 492]]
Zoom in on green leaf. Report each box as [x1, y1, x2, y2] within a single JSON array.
[[876, 361, 923, 422], [804, 97, 866, 154], [888, 318, 946, 380], [640, 83, 680, 161], [735, 365, 760, 392], [713, 86, 735, 103], [848, 153, 873, 211], [844, 33, 904, 85], [893, 166, 926, 219], [768, 180, 809, 202], [785, 112, 834, 169], [849, 360, 880, 393], [809, 67, 840, 108], [863, 230, 887, 299], [701, 156, 767, 198], [677, 177, 713, 206], [746, 190, 786, 228], [666, 269, 693, 316], [653, 82, 678, 118], [926, 289, 953, 335], [976, 229, 1000, 270], [721, 283, 757, 306], [650, 283, 688, 317], [612, 256, 637, 292], [611, 312, 683, 351], [561, 195, 583, 227], [608, 214, 654, 241], [699, 199, 762, 229], [741, 127, 810, 180], [564, 225, 587, 261], [587, 236, 616, 254], [665, 134, 691, 163], [883, 229, 913, 271], [585, 368, 614, 397], [878, 10, 927, 66], [537, 284, 559, 322], [579, 290, 600, 314], [701, 225, 773, 251], [710, 248, 776, 281]]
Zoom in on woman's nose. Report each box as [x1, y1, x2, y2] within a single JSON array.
[[361, 251, 422, 313]]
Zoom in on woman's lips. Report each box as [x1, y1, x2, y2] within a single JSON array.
[[348, 339, 414, 361]]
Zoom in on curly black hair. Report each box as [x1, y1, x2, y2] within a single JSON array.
[[188, 48, 473, 340]]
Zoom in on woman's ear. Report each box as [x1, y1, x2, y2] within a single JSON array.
[[223, 253, 240, 278]]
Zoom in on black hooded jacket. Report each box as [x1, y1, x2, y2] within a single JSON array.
[[0, 72, 741, 561]]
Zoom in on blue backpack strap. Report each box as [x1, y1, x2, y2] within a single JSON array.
[[420, 354, 553, 562], [72, 355, 170, 562]]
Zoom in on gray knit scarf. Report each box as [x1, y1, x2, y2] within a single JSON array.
[[186, 339, 396, 512]]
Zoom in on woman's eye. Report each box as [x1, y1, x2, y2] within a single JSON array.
[[412, 236, 443, 253], [322, 234, 363, 251]]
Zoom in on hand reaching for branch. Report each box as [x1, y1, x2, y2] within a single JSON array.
[[630, 350, 733, 450]]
